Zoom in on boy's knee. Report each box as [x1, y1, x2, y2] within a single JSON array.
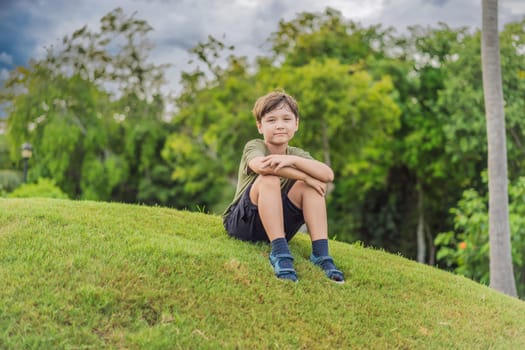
[[294, 180, 325, 193], [258, 174, 281, 187], [292, 180, 326, 200]]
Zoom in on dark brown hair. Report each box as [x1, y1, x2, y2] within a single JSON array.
[[252, 91, 299, 122]]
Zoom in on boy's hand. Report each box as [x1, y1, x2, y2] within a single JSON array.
[[260, 155, 296, 172], [304, 176, 327, 197]]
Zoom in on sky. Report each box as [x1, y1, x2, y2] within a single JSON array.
[[0, 0, 524, 101]]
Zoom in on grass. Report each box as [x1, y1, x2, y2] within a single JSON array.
[[1, 198, 525, 349]]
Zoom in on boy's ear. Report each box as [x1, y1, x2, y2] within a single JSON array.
[[256, 121, 263, 134]]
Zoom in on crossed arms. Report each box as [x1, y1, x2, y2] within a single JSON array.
[[248, 155, 334, 196]]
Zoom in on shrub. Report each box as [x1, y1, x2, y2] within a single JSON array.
[[8, 178, 69, 199], [0, 169, 23, 193]]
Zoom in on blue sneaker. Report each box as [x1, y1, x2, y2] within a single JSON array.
[[269, 253, 298, 282], [310, 255, 344, 283]]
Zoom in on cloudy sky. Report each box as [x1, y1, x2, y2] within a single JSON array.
[[1, 0, 524, 97]]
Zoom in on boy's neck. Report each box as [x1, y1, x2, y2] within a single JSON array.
[[264, 141, 288, 155]]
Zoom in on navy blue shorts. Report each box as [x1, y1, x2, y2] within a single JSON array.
[[223, 183, 305, 242]]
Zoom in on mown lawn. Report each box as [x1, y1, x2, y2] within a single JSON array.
[[1, 198, 524, 349]]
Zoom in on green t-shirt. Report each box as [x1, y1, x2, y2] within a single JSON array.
[[223, 139, 313, 218]]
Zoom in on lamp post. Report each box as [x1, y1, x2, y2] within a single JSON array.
[[21, 142, 32, 183]]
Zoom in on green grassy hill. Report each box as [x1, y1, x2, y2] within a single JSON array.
[[1, 198, 525, 349]]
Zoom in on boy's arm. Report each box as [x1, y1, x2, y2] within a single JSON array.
[[248, 155, 332, 197], [273, 165, 328, 196], [250, 155, 334, 183]]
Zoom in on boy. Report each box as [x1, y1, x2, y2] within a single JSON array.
[[223, 91, 344, 283]]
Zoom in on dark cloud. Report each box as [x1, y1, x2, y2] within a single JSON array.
[[0, 0, 523, 96], [0, 0, 18, 14], [0, 11, 39, 68]]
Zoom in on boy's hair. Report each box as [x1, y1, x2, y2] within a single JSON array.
[[252, 91, 299, 122]]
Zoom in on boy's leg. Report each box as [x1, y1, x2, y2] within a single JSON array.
[[288, 181, 344, 283], [250, 174, 297, 282], [287, 180, 328, 241], [249, 174, 286, 241]]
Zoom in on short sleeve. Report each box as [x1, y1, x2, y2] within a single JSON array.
[[288, 146, 314, 160], [242, 139, 267, 175]]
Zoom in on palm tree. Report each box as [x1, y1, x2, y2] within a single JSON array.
[[481, 0, 517, 297]]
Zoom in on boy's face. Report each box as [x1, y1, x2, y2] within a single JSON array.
[[257, 105, 299, 146]]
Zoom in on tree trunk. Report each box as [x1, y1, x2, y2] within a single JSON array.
[[425, 222, 436, 266], [481, 0, 517, 297], [416, 184, 426, 263]]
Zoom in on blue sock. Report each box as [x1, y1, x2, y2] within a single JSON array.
[[270, 238, 297, 281], [312, 239, 338, 273], [271, 237, 291, 256], [312, 239, 329, 257]]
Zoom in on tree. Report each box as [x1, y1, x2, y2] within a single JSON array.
[[374, 19, 525, 264], [4, 66, 117, 197], [2, 8, 174, 204], [434, 175, 525, 298], [481, 0, 517, 297], [269, 7, 390, 67], [361, 25, 464, 263]]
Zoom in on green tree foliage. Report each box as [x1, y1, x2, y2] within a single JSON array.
[[360, 25, 474, 261], [435, 176, 525, 298], [340, 20, 525, 262], [269, 7, 391, 66], [45, 8, 168, 99], [2, 8, 175, 204], [419, 19, 525, 268], [436, 19, 525, 179], [5, 65, 133, 200]]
